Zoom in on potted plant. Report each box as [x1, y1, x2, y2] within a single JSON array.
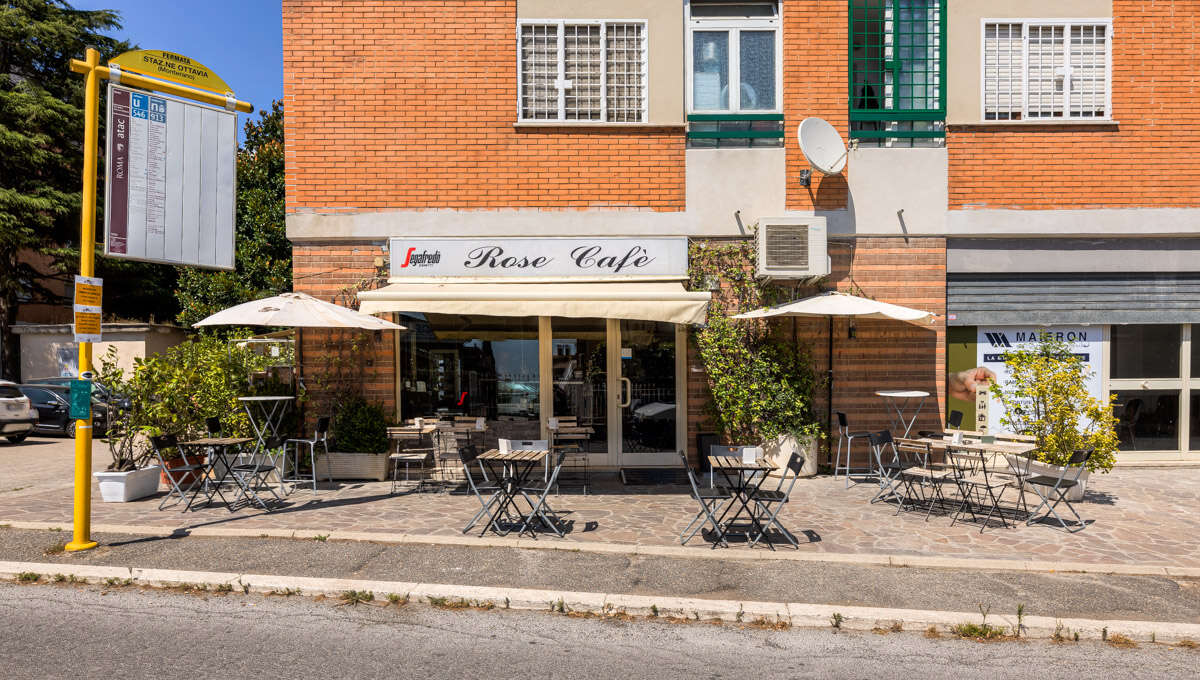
[[990, 335, 1119, 500], [93, 418, 162, 503], [315, 395, 389, 481]]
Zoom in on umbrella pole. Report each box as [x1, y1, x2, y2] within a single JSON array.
[[827, 315, 834, 468]]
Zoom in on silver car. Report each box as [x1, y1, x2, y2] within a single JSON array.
[[0, 380, 38, 444]]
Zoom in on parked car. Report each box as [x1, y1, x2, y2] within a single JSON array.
[[25, 376, 131, 413], [0, 380, 38, 444], [17, 384, 111, 438]]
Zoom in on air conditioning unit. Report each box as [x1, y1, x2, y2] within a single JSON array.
[[755, 216, 829, 279]]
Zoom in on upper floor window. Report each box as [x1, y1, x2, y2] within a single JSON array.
[[983, 20, 1111, 121], [518, 20, 646, 123], [686, 1, 781, 113], [850, 0, 945, 147]]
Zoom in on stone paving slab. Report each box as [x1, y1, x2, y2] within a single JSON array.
[[1, 438, 1198, 569]]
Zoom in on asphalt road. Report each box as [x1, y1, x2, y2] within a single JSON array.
[[1, 581, 1195, 680], [3, 528, 1199, 625]]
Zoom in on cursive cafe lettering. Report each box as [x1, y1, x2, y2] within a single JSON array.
[[571, 245, 655, 274], [463, 246, 552, 270]]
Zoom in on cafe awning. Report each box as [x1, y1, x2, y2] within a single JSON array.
[[357, 281, 711, 325]]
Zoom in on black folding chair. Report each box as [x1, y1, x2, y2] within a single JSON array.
[[229, 435, 285, 510], [678, 451, 732, 547], [1025, 450, 1091, 532], [868, 431, 909, 504], [748, 450, 805, 548], [150, 434, 207, 511], [460, 447, 502, 534], [946, 448, 1012, 533]]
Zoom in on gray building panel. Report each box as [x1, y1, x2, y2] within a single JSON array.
[[947, 273, 1200, 326]]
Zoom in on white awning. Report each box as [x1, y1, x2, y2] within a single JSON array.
[[358, 281, 711, 325]]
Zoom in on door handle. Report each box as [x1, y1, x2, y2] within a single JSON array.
[[619, 377, 632, 408]]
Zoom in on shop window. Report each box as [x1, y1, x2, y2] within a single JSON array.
[[686, 1, 783, 147], [398, 314, 540, 444], [518, 20, 646, 123], [850, 0, 945, 147], [1113, 390, 1178, 452], [1110, 325, 1180, 379], [982, 20, 1111, 121]]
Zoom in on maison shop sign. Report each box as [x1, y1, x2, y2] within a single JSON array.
[[387, 237, 689, 278]]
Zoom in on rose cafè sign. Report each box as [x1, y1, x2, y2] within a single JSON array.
[[387, 237, 689, 278]]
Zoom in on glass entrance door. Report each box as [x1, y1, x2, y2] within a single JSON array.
[[617, 320, 679, 466], [550, 318, 608, 453]]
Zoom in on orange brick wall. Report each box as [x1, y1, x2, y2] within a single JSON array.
[[784, 1, 849, 212], [948, 1, 1200, 210], [687, 237, 946, 468], [281, 0, 685, 213], [292, 245, 396, 423]]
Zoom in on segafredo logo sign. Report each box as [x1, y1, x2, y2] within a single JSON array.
[[388, 238, 688, 278]]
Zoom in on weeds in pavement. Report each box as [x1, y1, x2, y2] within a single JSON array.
[[16, 572, 40, 582], [52, 573, 67, 583], [1107, 633, 1137, 649], [172, 583, 209, 593], [924, 626, 941, 639], [313, 534, 329, 542], [49, 527, 62, 532], [386, 593, 408, 606], [748, 617, 791, 631], [951, 622, 1006, 641], [830, 612, 844, 630], [340, 590, 374, 605], [43, 541, 67, 556], [269, 587, 300, 597], [1175, 639, 1197, 649], [1014, 604, 1026, 638], [650, 604, 659, 617], [504, 597, 510, 609], [102, 577, 133, 587], [1102, 626, 1107, 641], [735, 605, 744, 624], [216, 584, 235, 594], [872, 621, 904, 635], [1052, 621, 1076, 643], [429, 596, 471, 610]]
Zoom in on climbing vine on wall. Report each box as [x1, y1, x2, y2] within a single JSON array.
[[688, 239, 823, 445]]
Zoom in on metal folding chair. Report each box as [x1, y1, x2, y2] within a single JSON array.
[[678, 451, 732, 547], [285, 416, 332, 493], [518, 450, 568, 537], [460, 447, 502, 534], [229, 435, 285, 510], [1024, 450, 1091, 532], [867, 431, 907, 504], [150, 434, 206, 511], [893, 439, 952, 520], [747, 450, 805, 548], [946, 448, 1012, 533]]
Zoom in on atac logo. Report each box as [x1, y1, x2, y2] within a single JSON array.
[[399, 247, 441, 268], [984, 332, 1012, 348]]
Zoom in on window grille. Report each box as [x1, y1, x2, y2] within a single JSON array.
[[983, 20, 1110, 121], [518, 21, 646, 123]]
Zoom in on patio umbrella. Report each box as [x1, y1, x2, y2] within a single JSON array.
[[193, 292, 405, 331], [733, 291, 934, 458]]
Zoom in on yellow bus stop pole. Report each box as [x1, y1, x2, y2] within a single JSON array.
[[65, 47, 101, 552], [63, 50, 252, 552]]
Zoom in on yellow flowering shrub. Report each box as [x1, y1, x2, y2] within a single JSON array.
[[989, 336, 1118, 472]]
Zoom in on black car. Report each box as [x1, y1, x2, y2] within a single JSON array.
[[24, 377, 131, 413], [18, 384, 111, 438]]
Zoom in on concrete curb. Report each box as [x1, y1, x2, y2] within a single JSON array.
[[5, 519, 1198, 579], [3, 560, 1198, 644]]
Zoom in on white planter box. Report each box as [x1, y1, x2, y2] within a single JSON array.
[[762, 434, 819, 478], [95, 466, 162, 503], [314, 452, 388, 481], [1005, 455, 1090, 502]]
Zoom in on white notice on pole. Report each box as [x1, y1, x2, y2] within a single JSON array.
[[104, 83, 236, 270]]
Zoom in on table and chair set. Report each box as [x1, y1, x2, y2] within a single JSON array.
[[836, 407, 1091, 533]]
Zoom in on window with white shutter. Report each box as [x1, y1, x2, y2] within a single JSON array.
[[982, 20, 1112, 121], [518, 20, 646, 123]]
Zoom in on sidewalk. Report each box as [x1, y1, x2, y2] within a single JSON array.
[[3, 438, 1199, 571], [3, 527, 1198, 626]]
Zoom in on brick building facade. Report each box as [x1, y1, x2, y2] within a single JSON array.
[[284, 1, 1200, 467]]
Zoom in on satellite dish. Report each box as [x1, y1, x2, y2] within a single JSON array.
[[798, 117, 848, 175]]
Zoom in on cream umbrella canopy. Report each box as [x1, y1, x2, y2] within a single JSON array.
[[733, 291, 935, 457], [193, 292, 405, 330]]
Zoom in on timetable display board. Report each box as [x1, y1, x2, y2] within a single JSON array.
[[104, 83, 236, 270]]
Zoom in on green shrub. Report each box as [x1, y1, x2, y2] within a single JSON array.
[[331, 396, 388, 453]]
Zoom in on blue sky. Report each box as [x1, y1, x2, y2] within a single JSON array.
[[74, 1, 283, 140]]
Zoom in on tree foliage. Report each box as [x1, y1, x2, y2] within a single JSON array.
[[989, 335, 1119, 472], [0, 1, 180, 379], [688, 239, 822, 446], [175, 101, 289, 328]]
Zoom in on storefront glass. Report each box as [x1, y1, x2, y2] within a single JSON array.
[[1111, 325, 1180, 379], [398, 314, 540, 443], [620, 320, 677, 455], [550, 318, 607, 453], [1113, 389, 1179, 451]]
